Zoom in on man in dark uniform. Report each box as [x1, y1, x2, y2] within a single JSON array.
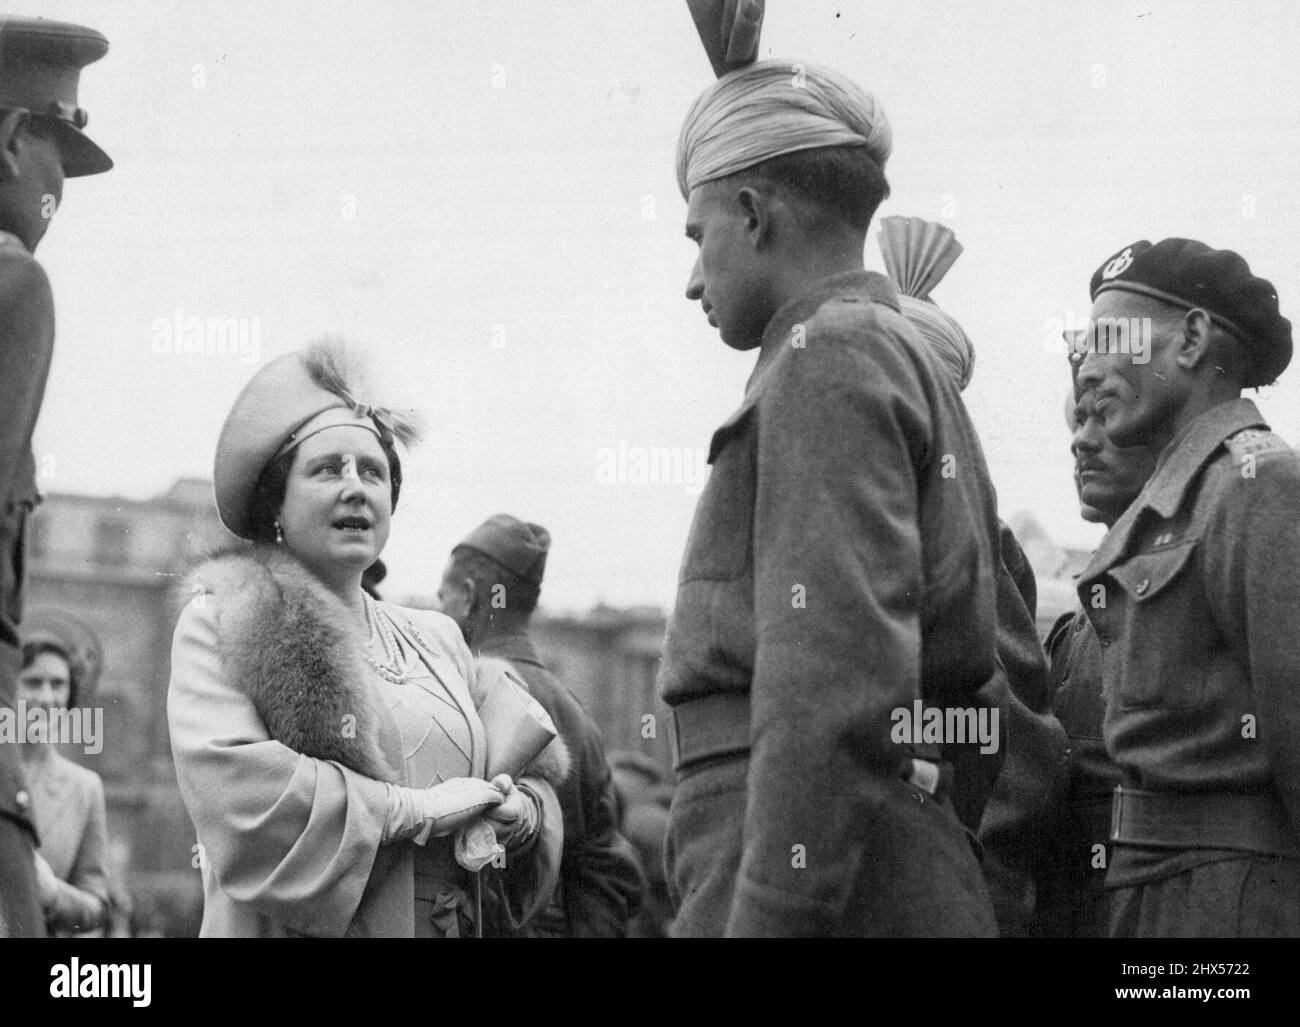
[[1029, 386, 1155, 937], [437, 515, 643, 937], [1075, 239, 1300, 936], [0, 15, 112, 938], [661, 60, 1002, 937]]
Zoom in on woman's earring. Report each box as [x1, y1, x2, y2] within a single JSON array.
[[274, 521, 284, 545]]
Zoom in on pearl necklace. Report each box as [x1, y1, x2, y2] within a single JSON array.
[[363, 591, 410, 685]]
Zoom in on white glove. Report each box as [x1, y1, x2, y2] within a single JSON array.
[[382, 777, 504, 845], [483, 774, 541, 851]]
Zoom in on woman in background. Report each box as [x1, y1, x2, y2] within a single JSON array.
[[17, 634, 110, 936]]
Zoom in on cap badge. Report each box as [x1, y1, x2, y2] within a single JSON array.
[[1102, 247, 1135, 280]]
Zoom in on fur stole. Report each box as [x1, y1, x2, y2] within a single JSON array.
[[186, 545, 569, 788]]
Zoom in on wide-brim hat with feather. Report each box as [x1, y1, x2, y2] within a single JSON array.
[[214, 339, 422, 540]]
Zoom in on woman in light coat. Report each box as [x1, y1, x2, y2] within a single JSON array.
[[17, 636, 109, 936], [169, 341, 566, 938]]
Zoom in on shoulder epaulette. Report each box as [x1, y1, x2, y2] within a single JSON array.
[[1225, 427, 1292, 464]]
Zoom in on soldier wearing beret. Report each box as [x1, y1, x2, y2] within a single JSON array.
[[661, 36, 1002, 933], [1075, 238, 1300, 936], [0, 15, 111, 938], [438, 515, 644, 937]]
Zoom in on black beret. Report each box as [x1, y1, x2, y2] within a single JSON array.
[[1089, 238, 1292, 387]]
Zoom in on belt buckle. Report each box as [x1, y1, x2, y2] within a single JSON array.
[[1110, 785, 1124, 843]]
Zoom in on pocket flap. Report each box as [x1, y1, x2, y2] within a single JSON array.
[[1110, 539, 1197, 602]]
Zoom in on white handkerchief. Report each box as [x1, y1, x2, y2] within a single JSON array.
[[454, 818, 504, 872]]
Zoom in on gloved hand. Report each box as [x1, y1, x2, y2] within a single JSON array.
[[382, 777, 504, 845], [33, 851, 60, 909], [483, 774, 541, 851]]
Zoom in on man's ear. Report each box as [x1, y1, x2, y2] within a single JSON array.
[[1174, 308, 1214, 370], [736, 185, 773, 249], [0, 108, 31, 181], [461, 576, 480, 617]]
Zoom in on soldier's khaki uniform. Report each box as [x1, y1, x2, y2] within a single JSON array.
[[1079, 398, 1300, 936], [1030, 607, 1121, 937], [0, 14, 112, 936], [660, 271, 1001, 937], [0, 229, 53, 937], [475, 630, 643, 937]]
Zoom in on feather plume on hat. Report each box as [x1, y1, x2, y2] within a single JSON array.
[[878, 217, 976, 391], [214, 337, 425, 538], [300, 337, 424, 448]]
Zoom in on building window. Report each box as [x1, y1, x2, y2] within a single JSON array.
[[94, 516, 131, 566]]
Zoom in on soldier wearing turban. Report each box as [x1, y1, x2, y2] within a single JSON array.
[[659, 7, 1003, 937], [878, 218, 1076, 936]]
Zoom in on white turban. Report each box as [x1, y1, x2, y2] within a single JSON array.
[[878, 216, 976, 391], [676, 58, 892, 198]]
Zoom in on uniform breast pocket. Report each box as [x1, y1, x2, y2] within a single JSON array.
[[678, 404, 756, 584], [1108, 539, 1202, 709]]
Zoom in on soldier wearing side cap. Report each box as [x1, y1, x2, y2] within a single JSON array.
[[437, 516, 644, 937], [0, 15, 112, 938], [1075, 238, 1300, 936]]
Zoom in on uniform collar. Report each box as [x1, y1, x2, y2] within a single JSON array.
[[1084, 397, 1267, 576], [1142, 397, 1268, 519], [474, 628, 545, 668], [0, 229, 30, 253], [751, 270, 901, 386]]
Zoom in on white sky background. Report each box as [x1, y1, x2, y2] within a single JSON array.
[[31, 0, 1300, 612]]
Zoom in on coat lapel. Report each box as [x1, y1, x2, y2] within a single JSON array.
[[388, 610, 487, 778]]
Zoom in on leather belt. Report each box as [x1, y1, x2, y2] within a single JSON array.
[[669, 692, 944, 798], [1110, 786, 1300, 857]]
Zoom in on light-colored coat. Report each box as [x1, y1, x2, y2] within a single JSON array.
[[27, 748, 109, 934], [168, 547, 563, 937]]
